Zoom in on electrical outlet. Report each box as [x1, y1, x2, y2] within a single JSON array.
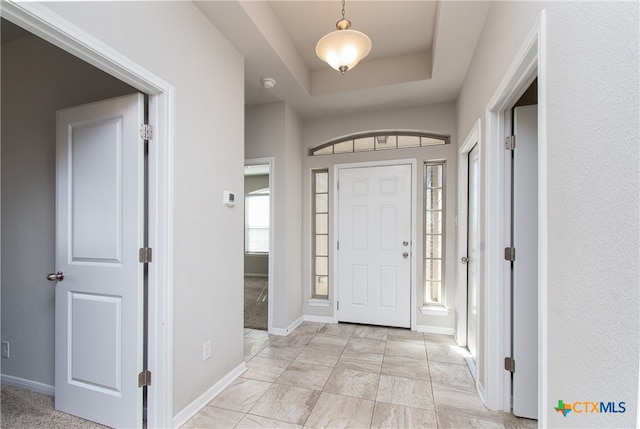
[[1, 341, 10, 359], [202, 340, 212, 361]]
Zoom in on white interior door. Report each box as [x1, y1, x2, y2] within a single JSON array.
[[54, 93, 145, 428], [337, 164, 412, 328], [466, 145, 479, 361], [512, 104, 538, 419]]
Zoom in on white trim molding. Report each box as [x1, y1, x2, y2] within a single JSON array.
[[536, 10, 548, 426], [306, 299, 331, 308], [483, 10, 546, 420], [1, 375, 55, 396], [419, 306, 450, 317], [172, 362, 246, 429], [271, 315, 304, 336], [456, 118, 482, 348]]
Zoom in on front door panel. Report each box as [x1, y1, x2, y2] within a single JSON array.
[[337, 164, 412, 328]]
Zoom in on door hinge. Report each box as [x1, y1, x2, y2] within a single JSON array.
[[139, 247, 153, 263], [138, 370, 152, 387], [504, 246, 516, 262], [337, 241, 340, 250], [140, 124, 152, 140], [504, 357, 516, 373], [337, 301, 339, 310], [505, 135, 516, 150]]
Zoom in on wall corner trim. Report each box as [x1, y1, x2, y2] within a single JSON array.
[[271, 316, 304, 336], [172, 361, 247, 428]]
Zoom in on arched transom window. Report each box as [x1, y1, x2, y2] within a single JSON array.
[[309, 131, 449, 156]]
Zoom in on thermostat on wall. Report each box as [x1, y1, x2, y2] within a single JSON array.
[[223, 191, 236, 207]]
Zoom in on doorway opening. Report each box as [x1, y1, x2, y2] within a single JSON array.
[[244, 159, 273, 332], [0, 4, 174, 427], [508, 79, 538, 420]]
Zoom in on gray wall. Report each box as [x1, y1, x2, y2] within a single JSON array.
[[245, 102, 303, 332], [1, 34, 136, 387], [39, 1, 246, 417], [244, 174, 269, 276], [245, 174, 270, 194], [458, 1, 639, 426], [301, 103, 458, 332]]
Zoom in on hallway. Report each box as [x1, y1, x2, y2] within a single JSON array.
[[181, 322, 537, 428]]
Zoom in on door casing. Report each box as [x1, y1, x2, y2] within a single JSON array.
[[456, 119, 481, 350], [332, 159, 418, 329], [1, 3, 175, 428], [483, 10, 548, 424]]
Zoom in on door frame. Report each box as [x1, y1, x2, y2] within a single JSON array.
[[332, 159, 418, 329], [483, 9, 547, 424], [456, 119, 481, 349], [1, 3, 175, 428], [244, 157, 275, 333]]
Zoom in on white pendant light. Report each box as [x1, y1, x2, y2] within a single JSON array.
[[315, 0, 372, 74]]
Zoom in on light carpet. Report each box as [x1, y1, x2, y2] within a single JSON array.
[[244, 276, 268, 331], [1, 385, 109, 429]]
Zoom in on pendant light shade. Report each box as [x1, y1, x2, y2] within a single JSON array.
[[316, 28, 372, 74], [315, 2, 372, 74]]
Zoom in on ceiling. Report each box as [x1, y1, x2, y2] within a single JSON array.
[[195, 1, 492, 118], [3, 2, 492, 120]]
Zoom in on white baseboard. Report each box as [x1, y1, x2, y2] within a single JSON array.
[[415, 325, 455, 335], [172, 361, 246, 428], [1, 374, 54, 396], [270, 316, 304, 336], [303, 315, 334, 324], [270, 327, 288, 336]]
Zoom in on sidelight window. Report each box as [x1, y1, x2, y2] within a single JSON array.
[[312, 169, 330, 299], [424, 162, 445, 305]]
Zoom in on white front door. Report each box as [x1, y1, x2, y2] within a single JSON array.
[[54, 94, 145, 428], [337, 164, 412, 328], [466, 144, 480, 361], [511, 104, 538, 419]]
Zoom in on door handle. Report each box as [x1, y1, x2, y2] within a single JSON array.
[[47, 271, 64, 282], [461, 257, 469, 264], [402, 252, 409, 259]]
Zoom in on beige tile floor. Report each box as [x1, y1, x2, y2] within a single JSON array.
[[181, 322, 538, 428]]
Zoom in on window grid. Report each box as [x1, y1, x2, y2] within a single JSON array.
[[310, 132, 449, 156], [245, 191, 270, 254], [424, 162, 445, 306], [312, 169, 329, 299]]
